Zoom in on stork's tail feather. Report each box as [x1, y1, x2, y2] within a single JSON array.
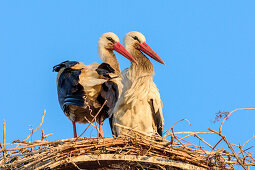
[[64, 96, 85, 107], [53, 60, 79, 72]]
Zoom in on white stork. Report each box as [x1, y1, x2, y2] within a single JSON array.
[[111, 31, 165, 137], [53, 32, 137, 138]]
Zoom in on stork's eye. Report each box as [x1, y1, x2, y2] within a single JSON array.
[[133, 36, 140, 43], [106, 37, 115, 44]]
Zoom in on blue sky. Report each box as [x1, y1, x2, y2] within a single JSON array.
[[1, 0, 255, 159]]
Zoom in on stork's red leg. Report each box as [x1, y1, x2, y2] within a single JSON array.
[[72, 121, 77, 138], [98, 117, 104, 137]]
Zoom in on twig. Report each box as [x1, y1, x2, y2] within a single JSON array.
[[164, 131, 214, 135], [209, 128, 247, 170], [243, 146, 254, 153], [169, 119, 192, 146], [194, 134, 213, 149], [114, 123, 163, 141], [239, 143, 246, 164], [243, 134, 255, 148], [3, 121, 6, 160], [212, 138, 223, 151], [171, 128, 186, 149], [76, 100, 107, 140], [41, 129, 53, 141], [175, 135, 208, 156], [164, 119, 191, 139], [206, 138, 225, 166], [236, 134, 255, 155], [243, 150, 255, 163], [172, 132, 215, 144], [23, 110, 46, 142], [83, 116, 101, 136], [41, 129, 45, 141], [219, 108, 255, 134], [206, 138, 224, 163]]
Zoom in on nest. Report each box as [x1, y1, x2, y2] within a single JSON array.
[[0, 109, 255, 169]]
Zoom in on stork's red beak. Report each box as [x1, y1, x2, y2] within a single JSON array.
[[139, 42, 165, 65], [113, 42, 138, 64]]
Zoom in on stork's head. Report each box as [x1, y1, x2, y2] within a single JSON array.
[[123, 31, 165, 65], [98, 32, 137, 64]]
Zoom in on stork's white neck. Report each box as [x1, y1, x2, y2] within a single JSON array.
[[98, 48, 121, 75], [128, 48, 154, 76]]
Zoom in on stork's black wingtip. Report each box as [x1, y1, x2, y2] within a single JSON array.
[[52, 60, 78, 72]]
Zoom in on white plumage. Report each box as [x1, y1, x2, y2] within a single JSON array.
[[111, 31, 165, 137]]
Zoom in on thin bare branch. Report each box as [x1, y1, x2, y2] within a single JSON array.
[[220, 108, 255, 133], [76, 100, 107, 140], [23, 110, 46, 142], [3, 121, 6, 160], [194, 134, 213, 149], [208, 128, 247, 170], [164, 119, 191, 139], [243, 134, 255, 148]]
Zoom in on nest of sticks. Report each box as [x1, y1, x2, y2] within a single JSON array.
[[0, 109, 255, 169]]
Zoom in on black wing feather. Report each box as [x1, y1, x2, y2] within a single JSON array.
[[97, 81, 119, 120], [96, 62, 119, 120], [96, 63, 115, 78], [54, 61, 85, 112], [53, 60, 79, 72], [149, 99, 163, 136]]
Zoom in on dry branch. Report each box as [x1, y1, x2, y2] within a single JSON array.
[[219, 108, 255, 134], [77, 100, 107, 139], [24, 110, 46, 142]]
